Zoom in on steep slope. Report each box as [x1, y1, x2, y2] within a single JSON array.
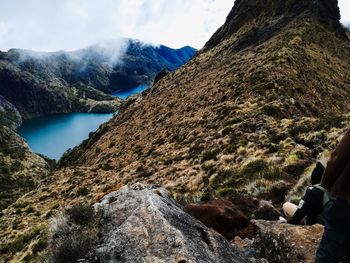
[[0, 96, 48, 211], [0, 39, 193, 213], [59, 0, 350, 194], [1, 0, 350, 261]]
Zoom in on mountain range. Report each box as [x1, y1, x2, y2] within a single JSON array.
[[0, 39, 196, 118], [0, 0, 350, 261]]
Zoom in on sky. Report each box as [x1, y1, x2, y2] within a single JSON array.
[[0, 0, 349, 52]]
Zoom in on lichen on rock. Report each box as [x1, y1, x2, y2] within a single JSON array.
[[252, 220, 324, 263], [94, 183, 248, 263]]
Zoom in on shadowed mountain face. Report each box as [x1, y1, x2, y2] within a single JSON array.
[[109, 40, 196, 92], [1, 0, 350, 261]]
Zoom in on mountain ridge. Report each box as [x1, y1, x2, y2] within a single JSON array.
[[204, 0, 347, 51], [1, 0, 350, 261]]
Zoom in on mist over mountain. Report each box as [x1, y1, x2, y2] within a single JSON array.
[[1, 39, 196, 93], [0, 38, 195, 119]]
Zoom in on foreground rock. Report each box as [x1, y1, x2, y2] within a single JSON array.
[[94, 184, 248, 263], [252, 220, 324, 263]]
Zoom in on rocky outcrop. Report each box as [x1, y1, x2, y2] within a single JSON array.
[[252, 220, 324, 263], [204, 0, 347, 51], [94, 184, 247, 263]]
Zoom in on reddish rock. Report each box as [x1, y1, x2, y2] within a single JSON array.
[[283, 160, 310, 177], [254, 201, 281, 220], [257, 182, 290, 206], [185, 198, 250, 240]]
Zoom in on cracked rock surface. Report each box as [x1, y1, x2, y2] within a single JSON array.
[[94, 183, 248, 263]]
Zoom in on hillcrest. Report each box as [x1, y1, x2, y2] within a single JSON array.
[[204, 0, 347, 51]]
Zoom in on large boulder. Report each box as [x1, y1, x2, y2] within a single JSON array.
[[252, 220, 324, 263], [94, 184, 248, 263]]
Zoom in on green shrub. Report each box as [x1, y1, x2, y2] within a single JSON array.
[[288, 124, 309, 137], [267, 143, 279, 153], [201, 163, 217, 176], [32, 237, 48, 254], [136, 166, 153, 177], [241, 159, 269, 177], [25, 206, 35, 214], [50, 231, 95, 263], [201, 148, 220, 162], [76, 187, 90, 196], [269, 130, 288, 143], [314, 115, 345, 131], [0, 165, 10, 175], [241, 159, 282, 182], [47, 204, 100, 262], [66, 204, 94, 226], [215, 187, 248, 197], [263, 104, 284, 118], [212, 168, 236, 186], [221, 127, 234, 136]]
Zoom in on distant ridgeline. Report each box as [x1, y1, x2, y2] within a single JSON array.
[[0, 39, 196, 119]]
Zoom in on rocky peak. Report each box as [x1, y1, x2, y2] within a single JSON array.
[[204, 0, 346, 51]]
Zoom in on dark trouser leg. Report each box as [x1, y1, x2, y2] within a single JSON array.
[[342, 242, 350, 263], [315, 224, 349, 263], [316, 199, 350, 263]]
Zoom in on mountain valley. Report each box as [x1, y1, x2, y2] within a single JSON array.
[[0, 0, 350, 262]]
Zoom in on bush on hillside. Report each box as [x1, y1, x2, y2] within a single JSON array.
[[45, 204, 99, 262], [201, 148, 220, 162], [66, 204, 94, 226]]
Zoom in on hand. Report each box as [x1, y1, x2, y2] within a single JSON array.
[[279, 216, 287, 224]]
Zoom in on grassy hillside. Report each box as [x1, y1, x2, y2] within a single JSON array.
[[1, 0, 350, 261]]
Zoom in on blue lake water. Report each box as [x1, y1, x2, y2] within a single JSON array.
[[112, 84, 148, 99], [18, 112, 114, 160], [19, 84, 148, 160]]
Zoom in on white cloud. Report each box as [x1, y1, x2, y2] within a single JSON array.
[[0, 0, 233, 51], [0, 0, 348, 52], [339, 0, 350, 25]]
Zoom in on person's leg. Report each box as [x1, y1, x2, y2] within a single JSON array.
[[315, 224, 349, 263], [341, 240, 350, 263], [316, 198, 350, 262], [282, 202, 298, 219]]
